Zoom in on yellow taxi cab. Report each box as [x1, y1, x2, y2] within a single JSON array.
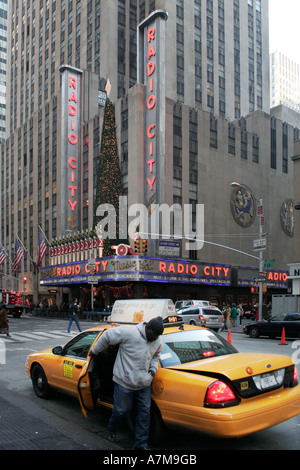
[[25, 308, 300, 440]]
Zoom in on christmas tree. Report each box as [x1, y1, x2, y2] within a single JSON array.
[[93, 98, 124, 255]]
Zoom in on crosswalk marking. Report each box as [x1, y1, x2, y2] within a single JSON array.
[[0, 330, 75, 343]]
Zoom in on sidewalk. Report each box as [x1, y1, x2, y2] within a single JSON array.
[[222, 322, 250, 335], [0, 392, 122, 450]]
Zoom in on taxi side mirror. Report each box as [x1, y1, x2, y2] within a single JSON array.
[[52, 346, 63, 355]]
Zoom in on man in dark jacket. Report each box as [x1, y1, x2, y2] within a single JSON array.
[[90, 316, 164, 449], [67, 298, 82, 333]]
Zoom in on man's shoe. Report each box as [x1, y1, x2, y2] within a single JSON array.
[[108, 433, 116, 443]]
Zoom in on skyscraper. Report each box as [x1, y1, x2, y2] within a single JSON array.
[[270, 51, 300, 113], [0, 0, 7, 142], [0, 1, 297, 307], [7, 0, 270, 136]]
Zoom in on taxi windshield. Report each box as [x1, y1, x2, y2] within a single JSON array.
[[160, 329, 237, 367]]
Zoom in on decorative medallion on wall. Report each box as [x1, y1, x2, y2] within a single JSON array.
[[230, 184, 256, 227], [280, 199, 294, 237]]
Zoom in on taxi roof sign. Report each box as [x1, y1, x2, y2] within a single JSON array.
[[110, 299, 176, 324]]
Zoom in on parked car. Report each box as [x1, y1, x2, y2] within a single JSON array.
[[175, 299, 212, 311], [243, 312, 300, 339], [177, 305, 224, 331]]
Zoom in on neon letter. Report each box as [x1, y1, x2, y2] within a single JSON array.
[[147, 124, 155, 139], [68, 133, 78, 145], [147, 176, 156, 191], [147, 27, 155, 43], [146, 95, 156, 110], [69, 77, 77, 89], [68, 200, 78, 212], [69, 157, 77, 169]]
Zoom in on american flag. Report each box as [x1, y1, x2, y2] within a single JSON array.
[[36, 229, 47, 272], [0, 246, 6, 266], [12, 238, 24, 276]]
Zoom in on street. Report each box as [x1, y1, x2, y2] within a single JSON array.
[[0, 313, 300, 452]]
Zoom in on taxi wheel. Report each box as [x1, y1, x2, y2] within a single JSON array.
[[248, 326, 259, 338], [32, 365, 51, 399], [149, 402, 165, 444]]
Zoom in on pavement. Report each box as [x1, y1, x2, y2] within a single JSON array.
[[223, 323, 246, 334], [0, 390, 123, 451]]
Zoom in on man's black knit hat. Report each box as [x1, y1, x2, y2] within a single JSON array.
[[147, 316, 164, 335]]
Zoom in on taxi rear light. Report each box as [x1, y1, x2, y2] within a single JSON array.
[[204, 380, 239, 408], [293, 366, 298, 386], [203, 351, 215, 357]]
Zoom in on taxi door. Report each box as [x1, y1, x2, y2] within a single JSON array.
[[77, 355, 95, 417], [51, 330, 101, 394]]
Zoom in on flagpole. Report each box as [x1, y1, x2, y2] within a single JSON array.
[[36, 226, 49, 306], [38, 225, 51, 246], [16, 235, 34, 264]]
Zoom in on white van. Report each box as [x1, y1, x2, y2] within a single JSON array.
[[175, 299, 212, 311], [176, 305, 224, 331], [110, 299, 176, 323]]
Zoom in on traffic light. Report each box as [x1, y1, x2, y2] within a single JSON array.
[[141, 239, 148, 254], [23, 276, 27, 284], [134, 237, 141, 253]]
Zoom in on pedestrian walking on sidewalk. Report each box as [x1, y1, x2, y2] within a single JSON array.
[[67, 298, 82, 333], [231, 303, 237, 327], [0, 304, 10, 336], [222, 304, 231, 330]]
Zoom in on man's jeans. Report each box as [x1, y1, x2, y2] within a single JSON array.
[[108, 382, 151, 449], [67, 314, 82, 333]]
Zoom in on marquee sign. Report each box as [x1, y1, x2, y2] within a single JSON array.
[[40, 256, 231, 287], [234, 266, 288, 289], [40, 257, 288, 290], [60, 65, 83, 234]]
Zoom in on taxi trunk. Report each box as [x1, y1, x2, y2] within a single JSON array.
[[153, 353, 299, 438], [168, 352, 296, 394]]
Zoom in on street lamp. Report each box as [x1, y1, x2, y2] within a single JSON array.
[[231, 181, 264, 321]]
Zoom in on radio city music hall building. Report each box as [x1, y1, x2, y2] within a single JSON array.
[[1, 2, 299, 309]]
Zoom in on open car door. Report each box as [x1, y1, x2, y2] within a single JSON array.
[[77, 355, 95, 417]]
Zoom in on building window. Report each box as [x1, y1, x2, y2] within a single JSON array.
[[228, 124, 235, 155], [173, 105, 182, 179], [271, 117, 277, 170], [209, 115, 218, 148], [189, 110, 198, 183], [241, 130, 248, 159], [282, 123, 288, 174], [252, 135, 259, 163]]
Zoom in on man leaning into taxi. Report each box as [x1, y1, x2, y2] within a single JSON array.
[[90, 316, 164, 450]]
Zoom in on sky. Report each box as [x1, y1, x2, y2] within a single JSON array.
[[269, 0, 300, 64]]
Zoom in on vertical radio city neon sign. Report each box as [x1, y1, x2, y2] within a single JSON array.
[[60, 65, 83, 234], [146, 26, 157, 195], [139, 10, 168, 213], [68, 76, 79, 212]]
